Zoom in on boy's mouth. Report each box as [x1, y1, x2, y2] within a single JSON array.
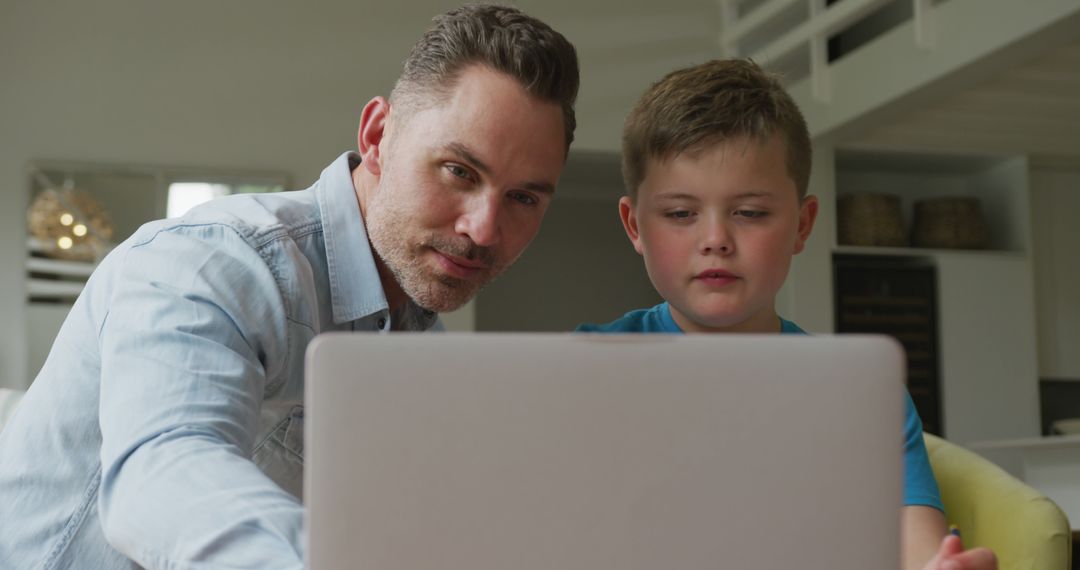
[[695, 269, 739, 285]]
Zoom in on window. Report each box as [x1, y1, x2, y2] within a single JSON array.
[[166, 181, 286, 218]]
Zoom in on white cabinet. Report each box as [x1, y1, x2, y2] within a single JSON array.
[[936, 252, 1040, 441], [1030, 168, 1080, 380]]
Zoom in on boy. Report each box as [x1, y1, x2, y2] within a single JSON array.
[[577, 59, 995, 570]]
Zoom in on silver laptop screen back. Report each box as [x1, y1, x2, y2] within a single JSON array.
[[305, 333, 904, 569]]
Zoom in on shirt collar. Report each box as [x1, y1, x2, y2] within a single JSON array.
[[661, 302, 803, 335], [315, 152, 438, 330], [658, 302, 683, 332], [316, 151, 390, 324]]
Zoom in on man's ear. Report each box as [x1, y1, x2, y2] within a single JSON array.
[[357, 96, 391, 177], [618, 196, 645, 255], [793, 194, 819, 255]]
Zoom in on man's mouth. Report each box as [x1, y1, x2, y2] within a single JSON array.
[[433, 249, 489, 279], [440, 251, 487, 269]]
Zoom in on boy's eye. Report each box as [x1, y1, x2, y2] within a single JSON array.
[[735, 209, 768, 219], [664, 210, 694, 220]]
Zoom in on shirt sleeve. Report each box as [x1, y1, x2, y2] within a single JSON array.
[[901, 391, 944, 511], [96, 223, 304, 569]]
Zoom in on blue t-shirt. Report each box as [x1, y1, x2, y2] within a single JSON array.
[[576, 301, 944, 511]]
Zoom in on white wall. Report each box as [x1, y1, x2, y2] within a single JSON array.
[[476, 152, 659, 331], [1, 1, 408, 387], [0, 0, 719, 388], [780, 140, 835, 333]]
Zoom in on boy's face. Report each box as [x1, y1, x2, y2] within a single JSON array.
[[619, 135, 817, 333]]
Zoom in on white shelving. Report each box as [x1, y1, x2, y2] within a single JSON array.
[[833, 245, 1026, 260], [25, 257, 96, 279], [24, 237, 98, 302], [26, 279, 86, 299], [827, 147, 1041, 443], [835, 150, 1030, 254]]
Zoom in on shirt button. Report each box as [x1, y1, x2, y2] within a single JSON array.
[[377, 318, 386, 329]]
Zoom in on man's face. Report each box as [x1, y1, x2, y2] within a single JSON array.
[[363, 65, 567, 313], [620, 135, 817, 333]]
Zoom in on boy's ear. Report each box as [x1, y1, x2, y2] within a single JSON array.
[[618, 196, 645, 255], [793, 195, 819, 254], [357, 96, 391, 177]]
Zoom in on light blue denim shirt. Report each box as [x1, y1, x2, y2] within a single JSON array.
[[0, 152, 437, 569]]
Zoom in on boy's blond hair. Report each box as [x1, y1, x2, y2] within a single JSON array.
[[621, 59, 811, 200]]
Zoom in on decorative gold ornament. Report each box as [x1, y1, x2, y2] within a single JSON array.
[[27, 188, 114, 261]]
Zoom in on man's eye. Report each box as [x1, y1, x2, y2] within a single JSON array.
[[446, 164, 473, 180], [510, 192, 538, 206]]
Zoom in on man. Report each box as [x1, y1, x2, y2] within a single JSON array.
[[0, 5, 579, 568]]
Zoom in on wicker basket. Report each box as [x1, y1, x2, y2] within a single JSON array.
[[911, 197, 988, 250], [837, 193, 907, 247]]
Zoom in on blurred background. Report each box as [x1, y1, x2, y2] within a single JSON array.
[[1, 0, 1079, 454]]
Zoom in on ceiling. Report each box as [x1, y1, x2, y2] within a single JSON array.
[[843, 37, 1080, 165]]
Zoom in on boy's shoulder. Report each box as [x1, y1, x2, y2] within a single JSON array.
[[780, 318, 806, 335], [576, 306, 807, 335], [575, 302, 680, 334]]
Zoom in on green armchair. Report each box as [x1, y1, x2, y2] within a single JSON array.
[[924, 433, 1072, 570]]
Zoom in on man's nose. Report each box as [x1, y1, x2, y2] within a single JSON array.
[[454, 192, 501, 248]]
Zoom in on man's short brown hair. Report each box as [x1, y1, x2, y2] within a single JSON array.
[[390, 4, 580, 151], [621, 59, 811, 199]]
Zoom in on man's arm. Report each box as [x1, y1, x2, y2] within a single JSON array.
[[96, 225, 304, 568]]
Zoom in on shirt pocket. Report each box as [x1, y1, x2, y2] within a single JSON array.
[[252, 402, 304, 499]]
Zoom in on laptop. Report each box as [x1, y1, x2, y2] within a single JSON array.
[[304, 333, 905, 569]]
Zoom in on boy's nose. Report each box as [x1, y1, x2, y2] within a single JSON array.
[[454, 193, 501, 248], [699, 220, 734, 255]]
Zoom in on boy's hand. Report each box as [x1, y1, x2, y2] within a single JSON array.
[[921, 534, 997, 570]]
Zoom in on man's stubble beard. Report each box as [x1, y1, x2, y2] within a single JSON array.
[[364, 183, 511, 314]]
